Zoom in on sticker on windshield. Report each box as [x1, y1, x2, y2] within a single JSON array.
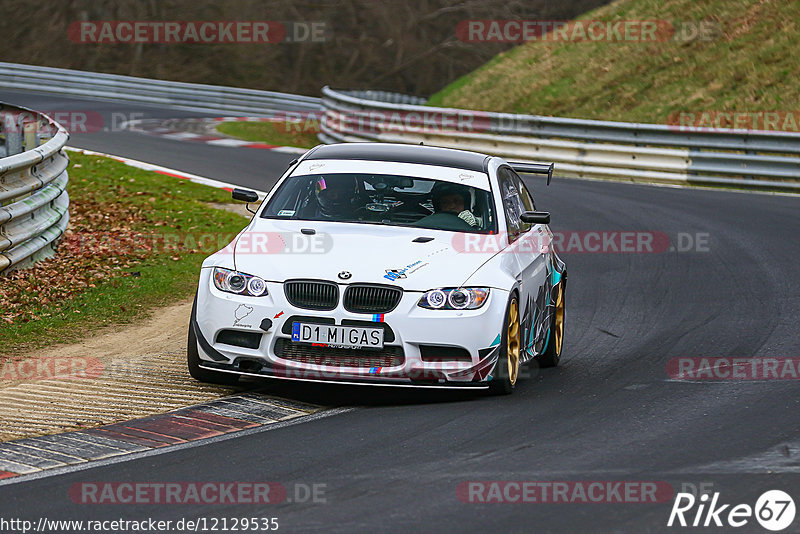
[[277, 210, 296, 216]]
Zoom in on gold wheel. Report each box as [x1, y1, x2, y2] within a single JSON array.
[[506, 298, 520, 386], [553, 286, 565, 356]]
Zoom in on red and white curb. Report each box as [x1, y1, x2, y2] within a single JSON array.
[[124, 117, 310, 154], [65, 147, 270, 198], [0, 393, 322, 481]]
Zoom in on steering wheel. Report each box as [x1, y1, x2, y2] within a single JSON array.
[[404, 202, 434, 215], [413, 211, 474, 231]]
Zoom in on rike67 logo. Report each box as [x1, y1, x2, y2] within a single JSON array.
[[668, 490, 796, 531]]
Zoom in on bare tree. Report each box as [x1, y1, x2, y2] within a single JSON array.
[[0, 0, 611, 96]]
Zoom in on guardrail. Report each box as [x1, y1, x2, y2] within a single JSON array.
[[320, 87, 800, 191], [0, 62, 321, 116], [0, 102, 69, 273]]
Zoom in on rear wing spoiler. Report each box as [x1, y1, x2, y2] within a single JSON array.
[[509, 162, 555, 186]]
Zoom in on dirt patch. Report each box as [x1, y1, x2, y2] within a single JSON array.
[[207, 202, 255, 219], [0, 299, 242, 442]]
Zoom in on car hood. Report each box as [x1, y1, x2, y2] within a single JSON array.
[[231, 218, 500, 291]]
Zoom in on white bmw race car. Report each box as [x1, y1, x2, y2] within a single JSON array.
[[189, 143, 567, 394]]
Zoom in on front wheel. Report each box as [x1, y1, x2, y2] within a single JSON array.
[[489, 295, 521, 395]]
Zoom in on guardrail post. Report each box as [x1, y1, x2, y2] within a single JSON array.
[[23, 120, 37, 151], [744, 149, 756, 180], [1, 110, 23, 156]]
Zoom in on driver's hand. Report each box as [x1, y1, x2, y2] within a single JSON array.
[[458, 210, 478, 227]]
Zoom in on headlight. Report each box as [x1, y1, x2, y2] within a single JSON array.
[[418, 288, 490, 310], [213, 267, 268, 297]]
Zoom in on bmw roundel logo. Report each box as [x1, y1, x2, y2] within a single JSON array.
[[338, 271, 352, 280]]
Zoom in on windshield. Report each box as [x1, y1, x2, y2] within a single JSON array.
[[261, 173, 496, 233]]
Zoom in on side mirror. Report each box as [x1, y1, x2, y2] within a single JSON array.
[[520, 211, 550, 224], [232, 188, 259, 203]]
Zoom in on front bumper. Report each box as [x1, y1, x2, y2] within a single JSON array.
[[193, 268, 508, 387]]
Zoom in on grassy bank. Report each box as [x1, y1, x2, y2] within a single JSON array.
[[428, 0, 800, 129], [216, 120, 319, 149], [0, 152, 249, 355]]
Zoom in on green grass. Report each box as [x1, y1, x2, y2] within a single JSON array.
[[0, 152, 249, 355], [216, 120, 320, 148], [428, 0, 800, 128]]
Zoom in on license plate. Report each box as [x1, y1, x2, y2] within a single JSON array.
[[291, 322, 384, 349]]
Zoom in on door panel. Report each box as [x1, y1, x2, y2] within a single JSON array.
[[498, 168, 547, 360]]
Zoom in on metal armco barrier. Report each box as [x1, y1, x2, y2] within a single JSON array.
[[320, 87, 800, 191], [0, 102, 69, 273], [0, 62, 321, 116]]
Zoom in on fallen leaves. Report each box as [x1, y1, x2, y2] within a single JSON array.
[[0, 196, 188, 325]]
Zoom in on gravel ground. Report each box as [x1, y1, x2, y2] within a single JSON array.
[[0, 300, 242, 441]]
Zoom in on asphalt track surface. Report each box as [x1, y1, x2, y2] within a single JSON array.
[[1, 90, 799, 533]]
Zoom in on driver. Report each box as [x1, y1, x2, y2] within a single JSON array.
[[432, 183, 478, 227], [314, 176, 360, 219]]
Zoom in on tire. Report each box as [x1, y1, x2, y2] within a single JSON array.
[[536, 281, 565, 368], [489, 294, 521, 395], [187, 302, 240, 386]]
